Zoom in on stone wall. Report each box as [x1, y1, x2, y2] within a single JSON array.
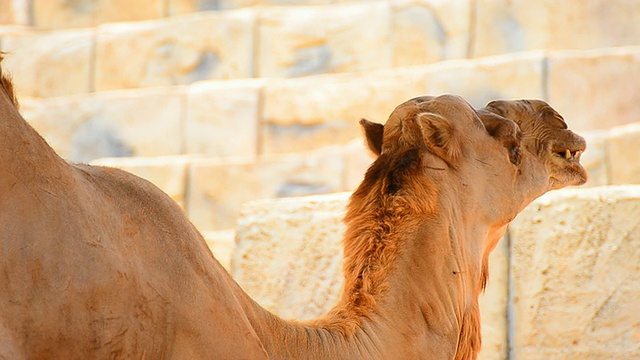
[[2, 2, 640, 98], [11, 47, 640, 163], [231, 186, 640, 359], [509, 186, 640, 359]]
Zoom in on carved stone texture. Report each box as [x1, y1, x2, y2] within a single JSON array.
[[510, 186, 640, 360]]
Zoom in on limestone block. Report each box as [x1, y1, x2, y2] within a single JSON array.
[[0, 29, 93, 97], [0, 0, 29, 25], [187, 147, 345, 231], [580, 131, 609, 187], [392, 0, 470, 66], [256, 3, 392, 77], [19, 87, 185, 162], [232, 193, 349, 320], [606, 123, 640, 185], [425, 52, 545, 109], [89, 156, 194, 209], [547, 47, 640, 132], [203, 229, 236, 270], [95, 10, 254, 91], [473, 0, 640, 57], [261, 67, 430, 154], [31, 0, 164, 29], [185, 79, 262, 158], [232, 193, 509, 360], [509, 186, 640, 360]]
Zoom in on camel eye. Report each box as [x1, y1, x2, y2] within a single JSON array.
[[508, 145, 521, 165]]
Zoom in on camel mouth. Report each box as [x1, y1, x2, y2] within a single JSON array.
[[548, 145, 588, 188], [553, 148, 583, 161]]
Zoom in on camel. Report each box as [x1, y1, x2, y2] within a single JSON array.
[[0, 53, 587, 359]]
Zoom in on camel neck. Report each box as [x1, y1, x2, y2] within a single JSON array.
[[238, 196, 487, 359]]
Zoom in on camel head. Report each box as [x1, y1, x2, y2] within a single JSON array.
[[359, 94, 587, 229], [479, 99, 588, 190]]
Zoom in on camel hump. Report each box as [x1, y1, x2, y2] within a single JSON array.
[[0, 56, 71, 185]]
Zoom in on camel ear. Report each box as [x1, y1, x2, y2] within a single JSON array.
[[416, 112, 463, 163], [360, 118, 384, 156], [477, 109, 522, 165]]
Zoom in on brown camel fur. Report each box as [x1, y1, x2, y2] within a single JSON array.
[[0, 54, 587, 359]]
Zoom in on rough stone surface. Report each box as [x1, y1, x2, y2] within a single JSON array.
[[19, 87, 185, 161], [509, 186, 640, 360], [187, 147, 345, 231], [473, 0, 640, 57], [185, 79, 262, 158], [547, 47, 640, 132], [392, 0, 470, 66], [233, 193, 349, 319], [0, 29, 93, 97], [261, 67, 429, 154], [31, 0, 164, 29], [203, 229, 236, 270], [256, 3, 392, 78], [95, 10, 254, 91], [606, 123, 640, 185], [233, 192, 508, 360], [424, 52, 545, 109], [89, 156, 194, 209]]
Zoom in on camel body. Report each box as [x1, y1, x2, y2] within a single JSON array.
[[0, 57, 587, 359]]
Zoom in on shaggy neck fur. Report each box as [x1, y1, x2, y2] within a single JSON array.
[[240, 149, 490, 359]]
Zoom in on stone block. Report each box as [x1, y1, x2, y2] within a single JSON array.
[[187, 147, 345, 231], [31, 0, 164, 29], [606, 123, 640, 185], [473, 0, 640, 57], [19, 87, 185, 162], [509, 186, 640, 360], [94, 10, 254, 91], [0, 0, 29, 25], [232, 193, 350, 320], [261, 67, 429, 154], [392, 0, 470, 66], [256, 3, 392, 77], [185, 79, 262, 158], [547, 47, 640, 132], [580, 130, 609, 187], [0, 29, 93, 97], [203, 229, 236, 270], [232, 192, 509, 360], [424, 51, 546, 109], [89, 156, 194, 209]]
